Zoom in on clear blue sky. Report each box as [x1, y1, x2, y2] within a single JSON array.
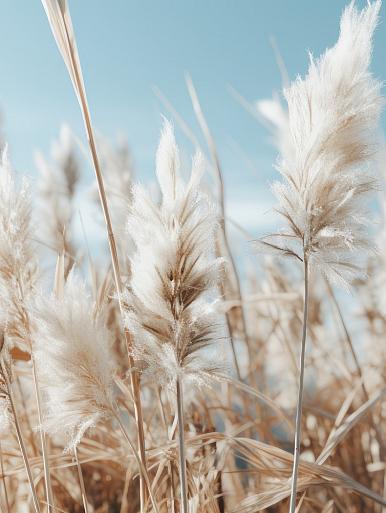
[[0, 1, 385, 238]]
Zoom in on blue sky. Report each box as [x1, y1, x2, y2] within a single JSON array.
[[0, 1, 385, 244]]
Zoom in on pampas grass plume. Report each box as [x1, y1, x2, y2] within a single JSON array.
[[33, 272, 116, 451], [260, 0, 383, 287], [124, 120, 226, 391]]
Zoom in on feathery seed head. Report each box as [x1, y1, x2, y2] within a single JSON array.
[[0, 148, 37, 342], [35, 124, 80, 257], [259, 1, 383, 286], [33, 272, 116, 451], [0, 148, 33, 273], [125, 120, 226, 391]]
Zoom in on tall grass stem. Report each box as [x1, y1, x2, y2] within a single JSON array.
[[6, 377, 41, 513], [112, 408, 159, 513], [42, 3, 149, 508], [74, 447, 89, 513], [289, 256, 309, 513], [176, 377, 188, 513]]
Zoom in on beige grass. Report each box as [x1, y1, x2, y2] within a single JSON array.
[[0, 1, 385, 513]]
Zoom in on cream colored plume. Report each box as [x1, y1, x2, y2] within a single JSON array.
[[260, 1, 383, 286]]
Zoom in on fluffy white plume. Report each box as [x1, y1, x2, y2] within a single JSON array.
[[124, 121, 226, 391], [33, 273, 116, 451], [0, 149, 37, 342], [260, 1, 383, 286]]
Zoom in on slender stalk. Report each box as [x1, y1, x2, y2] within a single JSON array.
[[119, 468, 132, 513], [15, 273, 54, 513], [156, 388, 176, 513], [15, 376, 39, 457], [325, 280, 366, 392], [112, 408, 159, 513], [57, 9, 148, 510], [176, 377, 188, 513], [0, 441, 10, 513], [289, 256, 309, 513], [6, 378, 41, 513], [168, 459, 177, 513], [186, 76, 252, 375], [74, 447, 89, 513], [222, 298, 241, 380], [30, 357, 54, 513]]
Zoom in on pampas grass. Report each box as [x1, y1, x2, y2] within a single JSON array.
[[35, 124, 80, 274], [125, 121, 225, 391], [125, 120, 225, 513], [260, 1, 383, 285], [256, 2, 384, 511], [0, 150, 36, 343], [32, 272, 116, 452], [0, 150, 54, 512], [0, 1, 385, 513]]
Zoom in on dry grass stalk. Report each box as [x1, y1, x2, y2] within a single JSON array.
[[186, 75, 252, 379], [40, 0, 148, 508], [124, 120, 226, 511], [1, 346, 40, 513]]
